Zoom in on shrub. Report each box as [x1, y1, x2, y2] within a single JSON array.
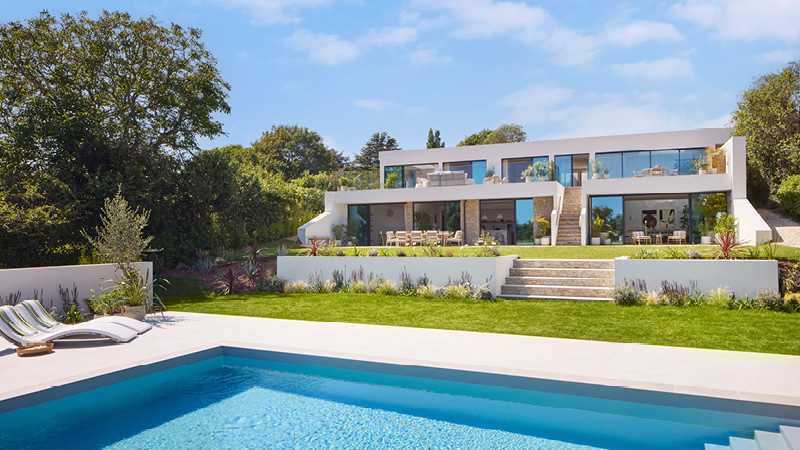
[[686, 247, 703, 259], [398, 270, 416, 296], [275, 245, 291, 256], [611, 284, 641, 306], [776, 175, 800, 219], [658, 280, 694, 306], [366, 278, 383, 294], [215, 267, 238, 295], [713, 212, 737, 236], [376, 280, 398, 295], [261, 276, 286, 293], [754, 290, 783, 311], [417, 284, 437, 299], [421, 242, 443, 257], [712, 230, 745, 259], [347, 280, 366, 293], [662, 247, 686, 259], [395, 248, 406, 257], [367, 248, 378, 257], [321, 280, 337, 293], [287, 280, 309, 293], [472, 283, 493, 300], [195, 257, 213, 275], [706, 287, 733, 307], [641, 290, 660, 306], [784, 292, 800, 312], [443, 284, 472, 300], [632, 248, 660, 259]]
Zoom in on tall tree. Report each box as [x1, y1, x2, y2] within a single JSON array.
[[251, 125, 339, 179], [457, 124, 527, 146], [426, 128, 445, 148], [733, 61, 800, 199], [354, 132, 401, 169]]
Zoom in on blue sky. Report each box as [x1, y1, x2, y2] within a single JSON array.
[[4, 1, 800, 158]]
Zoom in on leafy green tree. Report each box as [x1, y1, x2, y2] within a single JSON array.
[[426, 129, 445, 148], [733, 61, 800, 199], [354, 132, 401, 169], [457, 124, 527, 146], [458, 129, 492, 146], [251, 125, 339, 179]]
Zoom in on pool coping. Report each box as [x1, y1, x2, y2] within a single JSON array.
[[3, 341, 800, 422]]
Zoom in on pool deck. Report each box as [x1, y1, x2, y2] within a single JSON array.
[[1, 312, 799, 409]]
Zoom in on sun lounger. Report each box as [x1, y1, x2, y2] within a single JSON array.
[[16, 300, 152, 334], [0, 306, 136, 347]]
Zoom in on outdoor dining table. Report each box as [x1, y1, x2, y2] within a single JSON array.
[[439, 231, 451, 246]]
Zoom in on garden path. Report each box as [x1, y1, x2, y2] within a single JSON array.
[[758, 208, 800, 248]]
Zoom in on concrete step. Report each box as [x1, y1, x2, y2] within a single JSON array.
[[728, 436, 757, 450], [499, 294, 611, 302], [505, 276, 615, 287], [704, 444, 730, 450], [501, 284, 613, 298], [509, 267, 614, 278], [514, 259, 614, 269], [755, 430, 791, 450], [780, 426, 800, 449]]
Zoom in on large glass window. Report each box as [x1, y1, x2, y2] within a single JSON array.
[[651, 150, 680, 175], [515, 199, 534, 245], [403, 164, 436, 188], [590, 196, 624, 244], [472, 160, 487, 184], [413, 201, 461, 232], [690, 192, 728, 243], [680, 148, 707, 175], [347, 205, 369, 245], [502, 158, 533, 183], [383, 166, 403, 189], [444, 201, 461, 232], [554, 155, 572, 186], [595, 153, 622, 179], [443, 160, 487, 184], [623, 151, 650, 178]]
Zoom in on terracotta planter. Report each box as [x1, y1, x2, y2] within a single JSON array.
[[123, 305, 146, 321]]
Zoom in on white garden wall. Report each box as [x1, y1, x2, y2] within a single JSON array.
[[614, 258, 777, 298], [278, 256, 518, 297], [0, 262, 153, 314]]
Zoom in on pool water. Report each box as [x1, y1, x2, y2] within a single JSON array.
[[0, 354, 794, 449]]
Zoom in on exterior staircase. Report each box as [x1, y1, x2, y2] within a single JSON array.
[[703, 425, 800, 449], [500, 259, 614, 301], [556, 186, 583, 246]]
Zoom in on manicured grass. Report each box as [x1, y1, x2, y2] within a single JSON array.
[[165, 292, 800, 355], [330, 244, 799, 259]]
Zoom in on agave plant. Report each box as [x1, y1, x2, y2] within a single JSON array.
[[712, 230, 746, 259], [195, 257, 213, 275], [216, 267, 238, 295], [244, 259, 260, 281]]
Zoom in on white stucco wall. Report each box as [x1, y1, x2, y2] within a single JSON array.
[[614, 258, 777, 298], [0, 262, 153, 315], [278, 256, 518, 297], [732, 198, 772, 245]]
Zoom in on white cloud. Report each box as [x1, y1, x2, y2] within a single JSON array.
[[409, 48, 453, 66], [212, 0, 337, 24], [760, 48, 800, 63], [285, 29, 361, 65], [286, 26, 418, 65], [610, 58, 694, 82], [671, 0, 800, 42], [408, 0, 682, 65], [354, 98, 397, 111], [498, 84, 720, 139]]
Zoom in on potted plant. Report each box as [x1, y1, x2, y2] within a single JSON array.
[[108, 267, 153, 321], [534, 233, 542, 245], [590, 159, 604, 179], [521, 165, 536, 183], [89, 290, 124, 319], [603, 167, 610, 179], [532, 161, 553, 182], [339, 175, 350, 191], [706, 146, 722, 174], [534, 216, 551, 245], [698, 221, 712, 244], [590, 217, 605, 245], [692, 157, 708, 175], [485, 166, 495, 177], [331, 224, 347, 245]]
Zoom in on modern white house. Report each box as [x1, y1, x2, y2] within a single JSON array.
[[299, 128, 771, 247]]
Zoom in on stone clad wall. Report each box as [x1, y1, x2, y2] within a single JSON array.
[[533, 197, 553, 236], [404, 202, 413, 231], [464, 200, 480, 245]]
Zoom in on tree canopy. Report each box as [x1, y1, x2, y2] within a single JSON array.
[[457, 124, 527, 146], [733, 61, 800, 199], [426, 129, 445, 148], [354, 132, 401, 169], [251, 125, 339, 179]]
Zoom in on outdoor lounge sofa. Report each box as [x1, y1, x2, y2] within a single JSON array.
[[0, 305, 137, 347], [15, 300, 152, 334]]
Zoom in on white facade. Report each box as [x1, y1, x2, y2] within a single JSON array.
[[299, 129, 770, 247]]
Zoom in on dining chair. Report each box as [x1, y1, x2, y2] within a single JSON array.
[[385, 231, 397, 247], [446, 230, 463, 246], [667, 230, 687, 245], [394, 231, 407, 246], [409, 230, 424, 246]]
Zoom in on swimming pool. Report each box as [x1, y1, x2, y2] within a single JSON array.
[[1, 347, 799, 449]]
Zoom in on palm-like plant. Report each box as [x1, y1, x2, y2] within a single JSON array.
[[303, 236, 324, 256], [243, 240, 264, 261], [712, 230, 746, 259], [216, 267, 238, 295]]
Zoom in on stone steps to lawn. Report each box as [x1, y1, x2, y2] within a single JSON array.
[[501, 259, 615, 301]]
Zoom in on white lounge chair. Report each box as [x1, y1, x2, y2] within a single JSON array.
[[15, 300, 152, 334], [0, 306, 136, 347]]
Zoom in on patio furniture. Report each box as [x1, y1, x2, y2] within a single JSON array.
[[446, 230, 463, 246], [16, 300, 152, 334], [425, 230, 439, 244], [667, 230, 687, 245], [483, 176, 501, 184], [426, 171, 475, 187], [394, 231, 408, 246], [0, 305, 137, 347], [385, 231, 398, 247], [633, 170, 644, 178], [409, 230, 424, 246], [632, 231, 651, 245]]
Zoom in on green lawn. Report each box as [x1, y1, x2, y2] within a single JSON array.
[[165, 291, 800, 356], [329, 244, 799, 259]]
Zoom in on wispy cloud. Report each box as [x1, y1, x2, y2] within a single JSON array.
[[610, 58, 694, 82], [407, 0, 682, 65], [211, 0, 337, 24], [286, 26, 418, 65], [671, 0, 800, 42], [760, 48, 800, 63], [409, 48, 453, 66], [354, 98, 397, 111]]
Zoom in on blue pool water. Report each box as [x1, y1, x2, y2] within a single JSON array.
[[0, 352, 796, 450]]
